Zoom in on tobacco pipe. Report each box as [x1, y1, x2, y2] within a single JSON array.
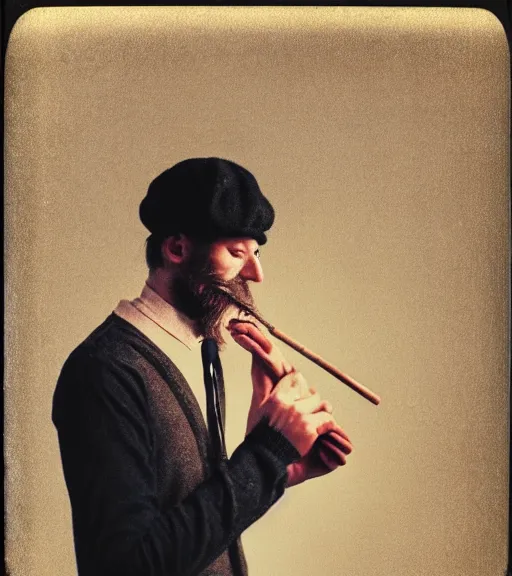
[[214, 287, 381, 405]]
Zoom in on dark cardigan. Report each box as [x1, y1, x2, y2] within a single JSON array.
[[52, 314, 300, 576]]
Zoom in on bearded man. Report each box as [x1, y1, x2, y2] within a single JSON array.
[[52, 157, 353, 576]]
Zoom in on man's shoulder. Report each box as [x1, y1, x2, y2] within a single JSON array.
[[55, 315, 154, 390], [54, 313, 186, 411], [60, 313, 161, 379], [72, 313, 147, 355], [52, 315, 156, 427]]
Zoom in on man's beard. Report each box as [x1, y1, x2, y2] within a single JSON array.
[[169, 246, 258, 348]]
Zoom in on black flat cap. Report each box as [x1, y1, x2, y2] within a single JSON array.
[[139, 157, 275, 245]]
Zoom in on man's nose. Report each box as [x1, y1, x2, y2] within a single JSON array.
[[239, 256, 264, 283]]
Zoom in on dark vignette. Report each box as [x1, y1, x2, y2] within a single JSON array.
[[1, 1, 510, 575]]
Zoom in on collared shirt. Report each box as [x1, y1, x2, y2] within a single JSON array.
[[113, 282, 208, 426]]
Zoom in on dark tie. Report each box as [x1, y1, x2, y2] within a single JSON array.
[[201, 338, 227, 463]]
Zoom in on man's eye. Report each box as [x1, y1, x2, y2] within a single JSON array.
[[254, 250, 260, 259], [230, 251, 245, 258]]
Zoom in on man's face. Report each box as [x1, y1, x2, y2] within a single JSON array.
[[170, 237, 264, 346], [207, 238, 263, 283]]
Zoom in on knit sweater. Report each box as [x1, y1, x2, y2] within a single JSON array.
[[52, 313, 300, 576]]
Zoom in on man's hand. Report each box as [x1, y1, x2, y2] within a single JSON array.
[[227, 318, 294, 433], [227, 319, 353, 486], [244, 369, 350, 461], [228, 319, 293, 393]]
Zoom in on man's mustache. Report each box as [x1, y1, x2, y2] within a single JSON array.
[[206, 280, 259, 320]]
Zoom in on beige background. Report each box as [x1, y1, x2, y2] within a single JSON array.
[[4, 6, 510, 576]]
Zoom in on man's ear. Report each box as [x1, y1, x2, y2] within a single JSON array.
[[161, 234, 193, 264]]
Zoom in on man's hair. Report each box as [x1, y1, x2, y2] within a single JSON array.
[[145, 234, 165, 270]]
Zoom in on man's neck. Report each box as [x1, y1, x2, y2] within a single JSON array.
[[146, 269, 200, 331], [146, 269, 173, 306]]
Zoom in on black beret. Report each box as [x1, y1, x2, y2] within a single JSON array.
[[139, 157, 275, 245]]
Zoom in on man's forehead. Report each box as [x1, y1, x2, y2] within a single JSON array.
[[220, 237, 260, 250]]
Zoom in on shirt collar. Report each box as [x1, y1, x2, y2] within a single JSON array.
[[135, 282, 203, 349]]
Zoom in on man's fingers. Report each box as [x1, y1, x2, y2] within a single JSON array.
[[328, 427, 352, 444], [322, 431, 353, 455], [229, 331, 283, 373], [307, 413, 353, 447], [228, 320, 273, 353], [229, 322, 294, 380], [230, 331, 269, 357], [318, 439, 347, 466], [318, 446, 342, 470]]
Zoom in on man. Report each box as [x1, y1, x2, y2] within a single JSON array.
[[52, 157, 353, 576]]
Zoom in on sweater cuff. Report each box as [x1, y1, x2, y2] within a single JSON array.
[[245, 418, 301, 466]]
